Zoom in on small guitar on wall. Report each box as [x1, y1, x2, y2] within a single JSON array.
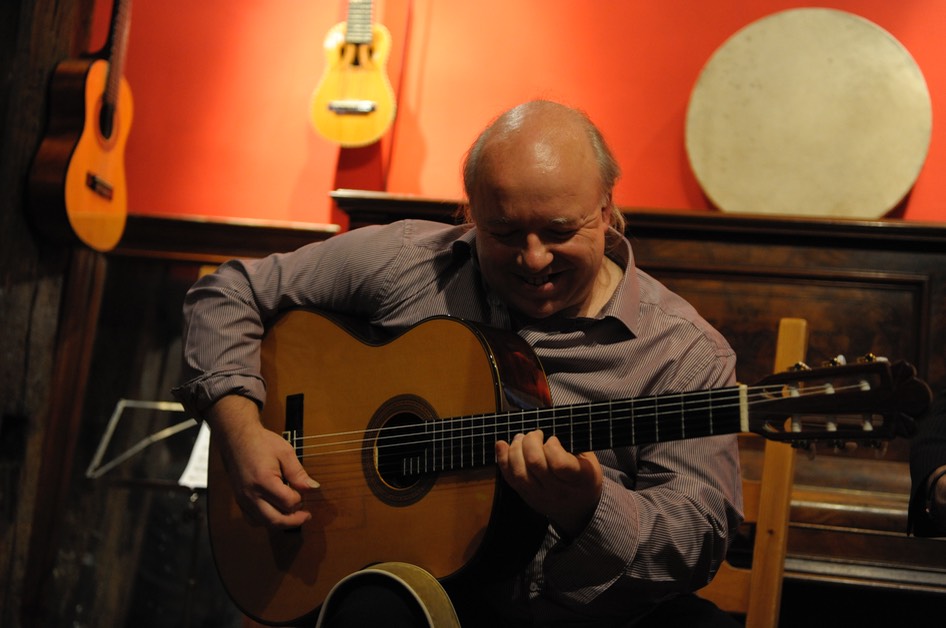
[[310, 0, 397, 147], [28, 0, 133, 252]]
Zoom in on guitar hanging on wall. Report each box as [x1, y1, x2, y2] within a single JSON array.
[[28, 0, 133, 252], [310, 0, 397, 147]]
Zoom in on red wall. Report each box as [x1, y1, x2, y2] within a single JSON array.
[[93, 1, 946, 227]]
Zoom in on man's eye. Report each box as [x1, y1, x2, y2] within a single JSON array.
[[548, 230, 576, 241]]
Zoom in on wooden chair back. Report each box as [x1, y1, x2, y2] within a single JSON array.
[[698, 317, 809, 628]]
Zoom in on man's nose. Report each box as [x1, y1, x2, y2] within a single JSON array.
[[518, 234, 551, 270]]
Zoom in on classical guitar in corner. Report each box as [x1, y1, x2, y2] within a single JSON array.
[[207, 309, 931, 626], [28, 0, 133, 252], [310, 0, 397, 147]]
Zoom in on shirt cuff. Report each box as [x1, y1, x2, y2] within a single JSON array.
[[172, 373, 266, 419], [542, 479, 639, 603]]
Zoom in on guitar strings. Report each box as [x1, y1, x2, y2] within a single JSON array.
[[280, 379, 880, 499], [283, 379, 873, 467]]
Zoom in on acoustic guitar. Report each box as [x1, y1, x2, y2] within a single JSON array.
[[310, 0, 397, 147], [28, 0, 133, 252], [208, 309, 930, 625]]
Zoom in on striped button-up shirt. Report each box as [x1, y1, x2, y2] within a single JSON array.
[[175, 219, 742, 626]]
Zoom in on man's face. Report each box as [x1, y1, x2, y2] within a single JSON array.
[[472, 131, 612, 321]]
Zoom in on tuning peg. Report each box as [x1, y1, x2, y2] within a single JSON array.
[[825, 439, 846, 451], [790, 439, 816, 458], [790, 414, 802, 433], [804, 441, 817, 460], [789, 361, 811, 372], [823, 355, 847, 367]]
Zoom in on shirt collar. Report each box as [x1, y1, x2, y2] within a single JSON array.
[[600, 230, 640, 335]]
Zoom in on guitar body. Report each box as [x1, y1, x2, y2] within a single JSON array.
[[29, 58, 132, 251], [310, 21, 397, 147], [208, 310, 548, 625]]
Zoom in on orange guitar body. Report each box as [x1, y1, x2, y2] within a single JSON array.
[[208, 310, 546, 625], [310, 20, 397, 147], [30, 57, 132, 252]]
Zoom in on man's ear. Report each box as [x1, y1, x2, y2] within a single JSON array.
[[601, 194, 613, 222]]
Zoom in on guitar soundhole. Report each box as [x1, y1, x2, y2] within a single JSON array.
[[363, 395, 438, 506]]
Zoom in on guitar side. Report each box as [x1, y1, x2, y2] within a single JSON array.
[[29, 58, 132, 251], [310, 21, 397, 147], [207, 311, 548, 625]]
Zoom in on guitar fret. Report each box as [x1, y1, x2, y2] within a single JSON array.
[[477, 415, 483, 466], [608, 399, 614, 448], [438, 418, 445, 471], [655, 397, 660, 442], [708, 389, 714, 435], [570, 405, 575, 450], [630, 398, 636, 445], [429, 419, 435, 472], [474, 415, 481, 467]]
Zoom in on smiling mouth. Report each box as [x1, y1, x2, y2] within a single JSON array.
[[523, 275, 548, 286], [521, 272, 560, 288]]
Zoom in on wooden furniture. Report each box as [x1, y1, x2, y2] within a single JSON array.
[[698, 317, 808, 627]]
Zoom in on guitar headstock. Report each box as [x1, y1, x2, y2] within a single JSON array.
[[747, 356, 931, 449]]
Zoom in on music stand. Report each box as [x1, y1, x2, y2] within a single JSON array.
[[85, 399, 229, 627]]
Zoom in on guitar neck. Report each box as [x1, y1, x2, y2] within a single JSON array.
[[103, 0, 132, 110], [345, 0, 375, 44], [409, 386, 747, 475]]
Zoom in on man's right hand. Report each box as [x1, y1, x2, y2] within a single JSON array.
[[206, 395, 320, 529]]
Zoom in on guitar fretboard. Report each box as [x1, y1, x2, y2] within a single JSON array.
[[346, 0, 374, 44], [399, 386, 747, 476], [101, 0, 132, 139]]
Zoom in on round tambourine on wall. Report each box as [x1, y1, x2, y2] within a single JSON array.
[[685, 8, 932, 219]]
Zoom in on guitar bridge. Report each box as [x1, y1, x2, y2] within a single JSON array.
[[328, 99, 377, 115], [86, 172, 114, 200]]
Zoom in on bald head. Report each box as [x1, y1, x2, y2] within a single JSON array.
[[462, 101, 622, 229]]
